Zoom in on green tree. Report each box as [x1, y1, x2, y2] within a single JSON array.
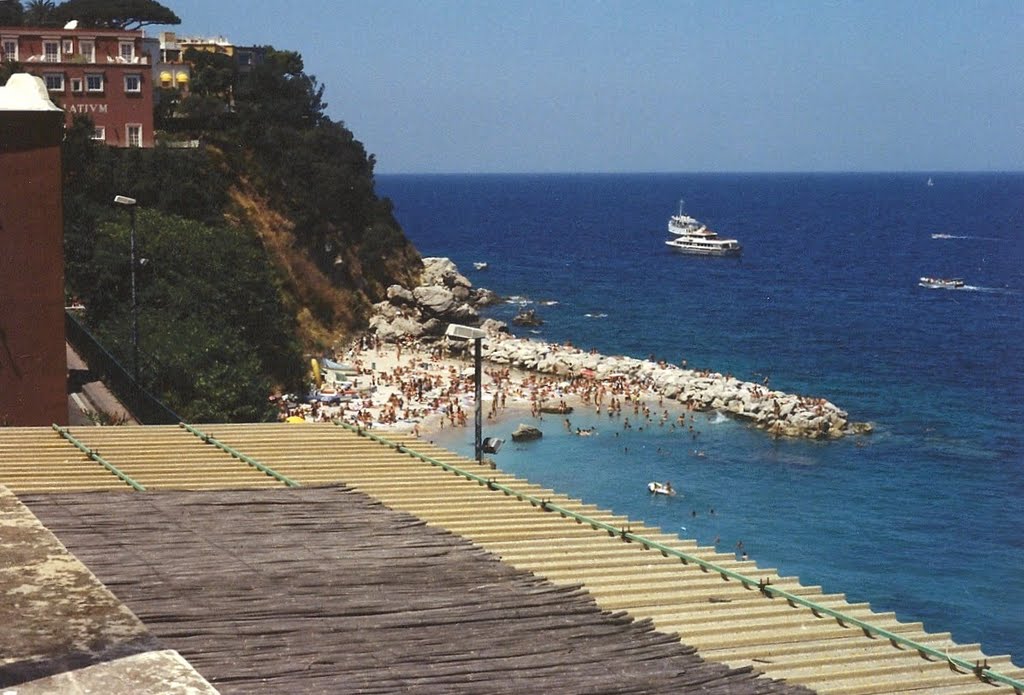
[[182, 47, 236, 97], [53, 0, 180, 30], [23, 0, 57, 26], [85, 209, 302, 422], [219, 47, 419, 296], [0, 0, 24, 25]]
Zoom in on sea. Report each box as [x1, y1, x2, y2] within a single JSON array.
[[376, 172, 1024, 665]]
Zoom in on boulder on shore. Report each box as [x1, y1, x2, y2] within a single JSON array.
[[513, 308, 543, 327], [511, 424, 543, 442], [421, 257, 472, 290]]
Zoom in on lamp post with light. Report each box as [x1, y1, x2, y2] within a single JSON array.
[[444, 323, 490, 463], [113, 195, 139, 382]]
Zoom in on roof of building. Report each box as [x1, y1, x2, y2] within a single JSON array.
[[17, 484, 806, 694], [1, 422, 1021, 693], [0, 486, 215, 693]]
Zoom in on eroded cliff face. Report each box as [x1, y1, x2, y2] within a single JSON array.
[[228, 177, 423, 351]]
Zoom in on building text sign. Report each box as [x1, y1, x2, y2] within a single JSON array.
[[66, 103, 108, 114]]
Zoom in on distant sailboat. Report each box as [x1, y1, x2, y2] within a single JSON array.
[[927, 177, 934, 187]]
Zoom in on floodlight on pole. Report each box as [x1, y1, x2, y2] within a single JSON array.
[[114, 195, 139, 382], [445, 323, 487, 463]]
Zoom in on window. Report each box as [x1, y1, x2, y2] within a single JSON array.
[[86, 73, 103, 92], [79, 39, 94, 63], [43, 40, 60, 62], [91, 126, 105, 142], [124, 74, 141, 93], [70, 77, 83, 92], [2, 39, 17, 61], [63, 39, 73, 55], [119, 41, 134, 62], [44, 73, 64, 91], [126, 124, 142, 148]]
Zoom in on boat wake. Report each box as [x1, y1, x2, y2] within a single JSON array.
[[961, 285, 1020, 295], [583, 312, 608, 319], [507, 296, 564, 307], [931, 233, 999, 241], [923, 284, 1020, 295]]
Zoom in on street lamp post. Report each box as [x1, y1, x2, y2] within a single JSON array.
[[445, 323, 486, 463], [113, 195, 139, 382]]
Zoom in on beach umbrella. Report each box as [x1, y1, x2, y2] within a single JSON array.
[[285, 415, 306, 424]]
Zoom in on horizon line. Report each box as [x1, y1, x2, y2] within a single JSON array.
[[376, 169, 1024, 177]]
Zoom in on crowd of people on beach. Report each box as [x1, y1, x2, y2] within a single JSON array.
[[275, 336, 725, 468]]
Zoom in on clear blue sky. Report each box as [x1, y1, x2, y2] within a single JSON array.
[[154, 1, 1022, 174]]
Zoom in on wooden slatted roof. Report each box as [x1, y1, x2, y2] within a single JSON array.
[[21, 486, 807, 694], [1, 423, 1020, 694]]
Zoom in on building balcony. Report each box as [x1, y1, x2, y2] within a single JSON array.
[[24, 54, 150, 65]]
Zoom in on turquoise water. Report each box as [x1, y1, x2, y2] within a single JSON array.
[[378, 173, 1024, 663]]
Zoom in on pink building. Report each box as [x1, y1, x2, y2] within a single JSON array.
[[1, 24, 154, 147]]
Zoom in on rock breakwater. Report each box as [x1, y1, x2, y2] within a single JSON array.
[[479, 334, 871, 439], [368, 257, 871, 440]]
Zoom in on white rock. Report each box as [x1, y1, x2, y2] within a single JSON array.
[[421, 257, 472, 289], [413, 286, 457, 316], [386, 285, 415, 305]]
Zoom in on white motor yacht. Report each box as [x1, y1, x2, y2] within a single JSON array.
[[666, 200, 742, 256], [666, 235, 742, 256], [668, 200, 710, 236]]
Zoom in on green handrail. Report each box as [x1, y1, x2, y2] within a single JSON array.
[[334, 421, 1023, 693], [52, 424, 146, 491], [180, 423, 300, 488]]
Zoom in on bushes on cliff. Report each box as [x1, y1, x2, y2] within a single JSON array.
[[168, 45, 422, 300], [81, 208, 303, 422]]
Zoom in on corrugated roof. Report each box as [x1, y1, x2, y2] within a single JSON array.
[[1, 423, 1020, 693]]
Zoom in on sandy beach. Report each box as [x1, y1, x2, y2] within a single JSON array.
[[278, 337, 699, 444]]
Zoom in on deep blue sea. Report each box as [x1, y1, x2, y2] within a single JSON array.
[[377, 172, 1024, 665]]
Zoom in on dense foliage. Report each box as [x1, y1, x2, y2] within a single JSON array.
[[0, 0, 179, 28], [53, 0, 180, 29], [0, 0, 24, 25], [165, 46, 421, 299], [54, 39, 421, 421], [63, 121, 303, 422]]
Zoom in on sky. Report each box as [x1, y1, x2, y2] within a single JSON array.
[[152, 1, 1023, 174]]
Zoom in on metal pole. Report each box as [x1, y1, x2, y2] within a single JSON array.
[[474, 336, 482, 463], [129, 205, 138, 383]]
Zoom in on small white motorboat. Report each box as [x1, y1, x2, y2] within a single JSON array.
[[647, 481, 677, 496], [473, 261, 489, 270], [919, 276, 965, 289]]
